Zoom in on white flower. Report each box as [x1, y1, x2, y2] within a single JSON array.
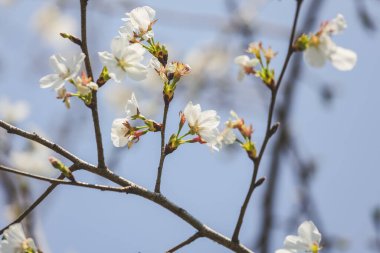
[[208, 127, 236, 151], [120, 6, 156, 40], [111, 93, 141, 148], [276, 220, 322, 253], [234, 55, 259, 80], [98, 36, 148, 83], [125, 92, 139, 118], [0, 223, 37, 253], [40, 53, 85, 90], [304, 14, 357, 71], [111, 118, 133, 148], [0, 97, 29, 123], [217, 127, 236, 145], [183, 101, 220, 145]]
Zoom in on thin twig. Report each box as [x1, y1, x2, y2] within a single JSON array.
[[80, 0, 106, 170], [154, 101, 170, 193], [88, 168, 253, 253], [166, 232, 203, 253], [0, 165, 131, 193], [231, 0, 304, 243]]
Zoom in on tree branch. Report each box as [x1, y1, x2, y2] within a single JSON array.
[[231, 0, 304, 243], [0, 165, 131, 193], [1, 119, 253, 252], [256, 1, 325, 252], [0, 173, 64, 235], [0, 120, 91, 168], [166, 232, 203, 253], [154, 100, 170, 193], [80, 0, 106, 170], [85, 168, 253, 253]]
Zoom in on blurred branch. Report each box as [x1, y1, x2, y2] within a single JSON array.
[[255, 1, 326, 252], [0, 173, 65, 235], [231, 0, 304, 243], [166, 232, 203, 253], [354, 0, 377, 31]]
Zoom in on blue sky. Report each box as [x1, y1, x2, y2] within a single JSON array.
[[1, 0, 379, 253]]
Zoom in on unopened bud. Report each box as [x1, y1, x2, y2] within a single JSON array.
[[59, 33, 82, 46], [270, 122, 280, 136], [49, 157, 76, 182], [254, 177, 266, 187]]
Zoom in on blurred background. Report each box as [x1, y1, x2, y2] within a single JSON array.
[[1, 0, 380, 252]]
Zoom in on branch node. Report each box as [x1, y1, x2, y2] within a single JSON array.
[[269, 122, 280, 137], [254, 177, 266, 188]]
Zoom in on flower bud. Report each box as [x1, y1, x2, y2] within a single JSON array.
[[49, 157, 75, 182], [247, 42, 262, 59]]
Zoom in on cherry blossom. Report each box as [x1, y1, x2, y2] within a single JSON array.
[[40, 52, 85, 90], [276, 220, 322, 253], [0, 223, 37, 253], [98, 36, 147, 83], [304, 14, 357, 71]]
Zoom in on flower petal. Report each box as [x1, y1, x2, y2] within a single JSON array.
[[330, 46, 357, 71], [304, 47, 327, 68], [111, 118, 129, 147], [297, 220, 321, 246], [39, 74, 64, 89]]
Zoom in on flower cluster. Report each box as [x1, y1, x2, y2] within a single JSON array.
[[226, 111, 257, 160], [39, 53, 98, 108], [111, 93, 161, 148], [98, 6, 161, 85], [235, 42, 277, 88], [276, 221, 322, 253], [150, 58, 191, 102], [295, 14, 357, 71], [165, 102, 235, 153], [120, 6, 156, 42], [0, 223, 38, 253]]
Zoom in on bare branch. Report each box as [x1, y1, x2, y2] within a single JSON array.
[[87, 168, 253, 253], [154, 100, 170, 193], [0, 165, 131, 193], [80, 0, 106, 170], [0, 173, 64, 235], [231, 0, 304, 243], [0, 120, 92, 169], [166, 232, 203, 253]]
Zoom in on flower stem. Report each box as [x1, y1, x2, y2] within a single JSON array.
[[80, 0, 106, 170], [154, 100, 170, 193]]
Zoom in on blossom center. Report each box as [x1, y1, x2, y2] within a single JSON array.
[[310, 242, 320, 253], [117, 58, 131, 71]]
